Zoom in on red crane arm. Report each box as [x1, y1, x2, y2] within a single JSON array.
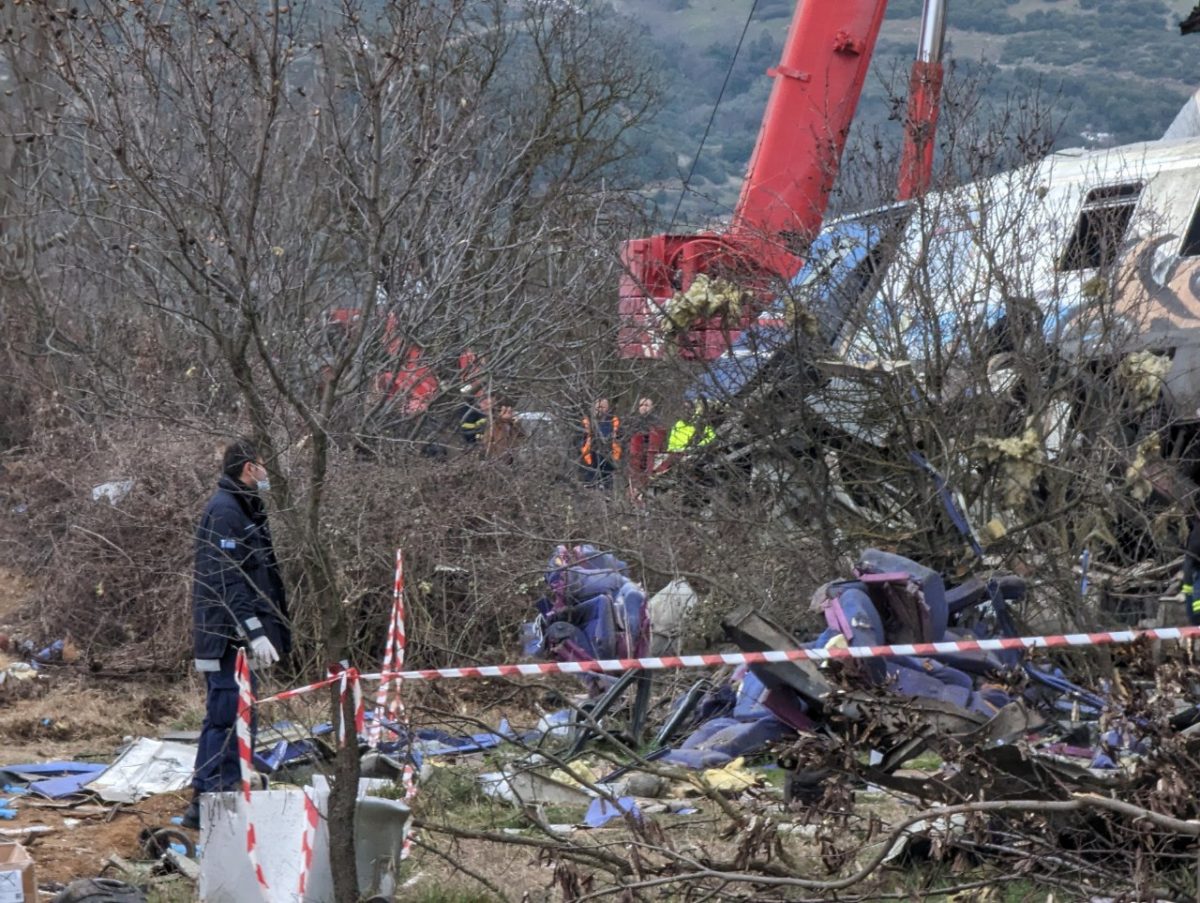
[[619, 0, 951, 360], [730, 0, 890, 257]]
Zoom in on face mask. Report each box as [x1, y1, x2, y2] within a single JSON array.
[[257, 479, 271, 493]]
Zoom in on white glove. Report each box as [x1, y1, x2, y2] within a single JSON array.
[[250, 636, 279, 667]]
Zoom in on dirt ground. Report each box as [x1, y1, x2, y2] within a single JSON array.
[[10, 792, 192, 888], [0, 567, 202, 892], [0, 676, 199, 886]]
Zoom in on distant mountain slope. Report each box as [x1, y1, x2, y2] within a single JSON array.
[[614, 0, 1199, 224]]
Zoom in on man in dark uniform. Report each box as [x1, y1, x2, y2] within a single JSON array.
[[182, 439, 291, 829]]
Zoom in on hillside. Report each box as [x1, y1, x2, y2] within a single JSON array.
[[613, 0, 1200, 224]]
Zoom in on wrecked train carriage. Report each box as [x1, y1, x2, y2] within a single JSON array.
[[679, 130, 1200, 555]]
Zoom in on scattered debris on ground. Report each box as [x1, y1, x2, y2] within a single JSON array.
[[0, 539, 1197, 901]]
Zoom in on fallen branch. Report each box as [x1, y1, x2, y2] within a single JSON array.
[[573, 795, 1200, 899], [409, 834, 511, 902], [1070, 793, 1200, 835], [410, 817, 632, 876]]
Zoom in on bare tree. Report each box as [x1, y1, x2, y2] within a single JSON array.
[[0, 0, 661, 896]]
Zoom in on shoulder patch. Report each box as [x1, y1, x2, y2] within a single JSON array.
[[219, 538, 238, 550]]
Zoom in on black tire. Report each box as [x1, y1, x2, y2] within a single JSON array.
[[138, 826, 195, 859]]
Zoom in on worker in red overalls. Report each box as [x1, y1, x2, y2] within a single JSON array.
[[626, 396, 666, 506]]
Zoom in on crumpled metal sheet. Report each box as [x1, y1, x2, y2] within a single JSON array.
[[86, 738, 197, 803], [722, 606, 836, 711], [860, 740, 1121, 805]]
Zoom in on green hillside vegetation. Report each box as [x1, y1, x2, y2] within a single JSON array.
[[614, 0, 1198, 225]]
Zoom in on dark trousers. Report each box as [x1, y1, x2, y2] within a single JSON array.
[[192, 647, 257, 795], [582, 460, 614, 489]]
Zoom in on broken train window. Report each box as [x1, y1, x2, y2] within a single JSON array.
[[1058, 182, 1142, 271], [1180, 188, 1200, 257]]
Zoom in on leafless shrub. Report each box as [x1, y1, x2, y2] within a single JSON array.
[[0, 427, 216, 669]]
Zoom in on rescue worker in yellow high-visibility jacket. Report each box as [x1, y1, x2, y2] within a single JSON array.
[[578, 397, 621, 489], [667, 401, 716, 453], [1183, 515, 1200, 626]]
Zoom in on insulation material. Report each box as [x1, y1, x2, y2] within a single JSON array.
[[549, 762, 602, 793], [662, 275, 751, 332], [1118, 351, 1170, 413], [1125, 434, 1162, 502], [781, 295, 820, 337], [977, 427, 1044, 508], [685, 757, 761, 794], [982, 517, 1008, 541]]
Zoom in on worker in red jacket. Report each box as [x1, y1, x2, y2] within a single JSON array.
[[626, 396, 665, 505], [578, 397, 621, 489]]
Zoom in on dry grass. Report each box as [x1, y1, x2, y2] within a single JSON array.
[[0, 672, 193, 758]]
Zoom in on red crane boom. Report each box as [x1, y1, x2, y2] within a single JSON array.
[[618, 0, 949, 360]]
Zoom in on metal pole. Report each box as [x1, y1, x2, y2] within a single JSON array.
[[916, 0, 948, 64]]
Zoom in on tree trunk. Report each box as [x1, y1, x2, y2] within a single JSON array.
[[329, 684, 362, 902]]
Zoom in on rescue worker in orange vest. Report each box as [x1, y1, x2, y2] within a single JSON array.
[[578, 397, 621, 489]]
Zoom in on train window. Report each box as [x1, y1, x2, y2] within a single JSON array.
[[1181, 191, 1200, 257], [1058, 183, 1142, 271]]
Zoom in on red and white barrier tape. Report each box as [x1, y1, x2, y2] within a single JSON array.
[[257, 665, 363, 746], [256, 626, 1200, 697], [371, 550, 418, 857], [235, 649, 255, 802], [369, 549, 407, 749], [296, 786, 320, 899], [234, 648, 270, 897], [357, 625, 1200, 683], [334, 666, 365, 748], [257, 674, 339, 705], [239, 621, 1200, 885]]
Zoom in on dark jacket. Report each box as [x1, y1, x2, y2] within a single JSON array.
[[1185, 517, 1200, 625], [460, 402, 488, 446], [627, 416, 666, 484], [192, 475, 291, 670]]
